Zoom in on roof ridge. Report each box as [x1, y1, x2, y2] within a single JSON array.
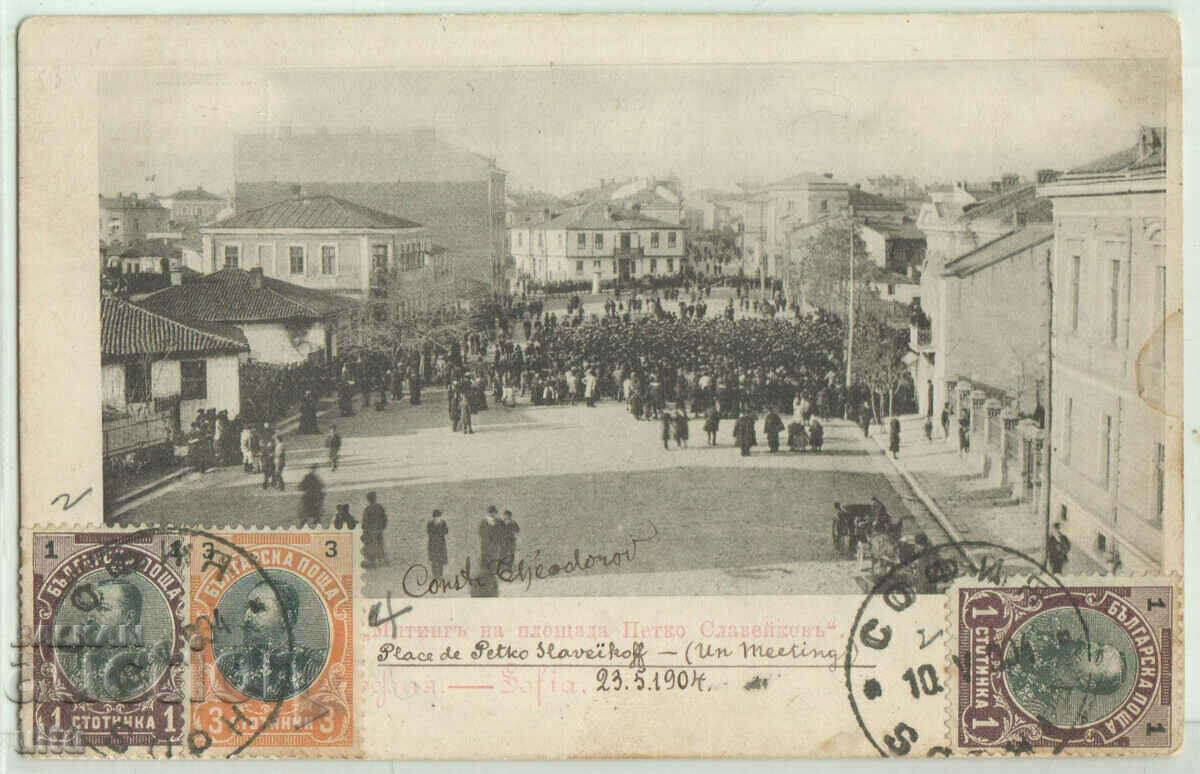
[[105, 296, 247, 350]]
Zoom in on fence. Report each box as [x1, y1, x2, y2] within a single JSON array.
[[103, 400, 178, 458]]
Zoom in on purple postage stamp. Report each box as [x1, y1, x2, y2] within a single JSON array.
[[956, 585, 1175, 752], [28, 532, 187, 749]]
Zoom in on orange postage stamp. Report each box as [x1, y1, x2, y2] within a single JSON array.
[[188, 532, 357, 756]]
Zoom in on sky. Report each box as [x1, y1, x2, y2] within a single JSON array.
[[99, 60, 1170, 198]]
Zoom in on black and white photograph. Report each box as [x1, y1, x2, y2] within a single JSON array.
[[96, 55, 1174, 599]]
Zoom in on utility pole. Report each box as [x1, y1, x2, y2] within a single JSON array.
[[845, 217, 855, 391]]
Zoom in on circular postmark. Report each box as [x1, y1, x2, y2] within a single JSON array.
[[34, 528, 298, 757], [844, 540, 1089, 758], [210, 569, 331, 702]]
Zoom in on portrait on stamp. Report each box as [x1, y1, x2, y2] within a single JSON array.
[[211, 570, 331, 702]]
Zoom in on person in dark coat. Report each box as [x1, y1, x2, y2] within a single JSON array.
[[338, 380, 355, 417], [787, 420, 807, 451], [298, 466, 324, 527], [426, 510, 449, 581], [409, 368, 422, 405], [808, 416, 824, 451], [703, 405, 720, 446], [299, 390, 319, 434], [860, 401, 872, 438], [1047, 522, 1071, 575], [889, 416, 901, 458], [764, 409, 784, 452], [500, 509, 520, 570], [940, 402, 951, 439], [334, 503, 357, 529], [733, 412, 757, 456], [362, 491, 389, 569], [471, 506, 503, 598], [672, 409, 689, 448], [661, 411, 672, 450]]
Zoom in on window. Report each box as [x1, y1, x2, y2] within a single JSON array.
[[1063, 397, 1073, 464], [517, 232, 524, 247], [124, 363, 150, 404], [788, 200, 794, 212], [223, 245, 240, 269], [372, 243, 389, 272], [820, 200, 828, 212], [321, 245, 337, 275], [577, 233, 587, 249], [257, 244, 273, 272], [1108, 259, 1120, 342], [180, 360, 207, 400], [576, 261, 584, 274], [594, 233, 604, 249], [289, 245, 305, 274], [650, 259, 658, 273], [593, 260, 601, 269], [537, 232, 544, 249], [1155, 441, 1166, 519], [557, 233, 563, 246], [668, 232, 677, 248], [1101, 414, 1113, 488], [1069, 255, 1081, 332], [651, 232, 660, 248], [887, 283, 896, 296], [667, 259, 674, 273]]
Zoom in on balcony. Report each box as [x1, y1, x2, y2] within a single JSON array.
[[613, 246, 645, 259]]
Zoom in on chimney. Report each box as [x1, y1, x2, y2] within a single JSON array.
[[543, 208, 551, 222], [249, 267, 265, 289], [291, 184, 304, 200], [169, 268, 184, 286]]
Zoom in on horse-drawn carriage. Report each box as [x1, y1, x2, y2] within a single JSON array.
[[833, 499, 933, 586]]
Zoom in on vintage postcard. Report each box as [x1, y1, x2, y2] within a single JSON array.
[[13, 12, 1183, 759]]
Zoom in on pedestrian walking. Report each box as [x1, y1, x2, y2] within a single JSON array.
[[501, 509, 520, 570], [272, 435, 287, 490], [334, 504, 357, 529], [471, 506, 502, 598], [764, 409, 784, 452], [1047, 522, 1071, 574], [888, 417, 901, 459], [860, 401, 871, 438], [362, 491, 389, 569], [240, 425, 254, 473], [958, 410, 971, 457], [733, 412, 757, 456], [940, 402, 951, 439], [461, 390, 475, 434], [703, 405, 720, 446], [673, 409, 689, 449], [298, 466, 324, 527], [426, 510, 449, 581], [924, 415, 934, 442], [326, 425, 342, 471], [260, 431, 276, 490], [661, 411, 672, 450]]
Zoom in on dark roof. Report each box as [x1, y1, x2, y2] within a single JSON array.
[[138, 267, 359, 323], [768, 172, 843, 188], [100, 194, 168, 211], [848, 188, 906, 212], [118, 238, 183, 259], [960, 183, 1052, 223], [101, 296, 248, 360], [167, 187, 224, 201], [530, 202, 677, 231], [942, 224, 1054, 278], [208, 195, 422, 230], [1066, 136, 1166, 176], [862, 219, 926, 240]]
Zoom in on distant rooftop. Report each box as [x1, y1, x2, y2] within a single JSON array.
[[100, 194, 168, 211], [530, 201, 678, 231], [207, 195, 422, 230], [166, 187, 224, 201]]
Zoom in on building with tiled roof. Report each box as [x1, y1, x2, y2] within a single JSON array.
[[1036, 126, 1171, 574], [509, 201, 686, 285], [139, 267, 358, 365], [200, 194, 433, 299], [234, 127, 506, 289], [101, 296, 247, 431]]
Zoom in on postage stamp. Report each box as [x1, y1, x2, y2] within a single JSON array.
[[954, 584, 1178, 753], [27, 531, 188, 751], [20, 527, 358, 758], [188, 531, 358, 755]]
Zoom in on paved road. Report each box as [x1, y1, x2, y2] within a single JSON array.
[[114, 390, 945, 596]]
